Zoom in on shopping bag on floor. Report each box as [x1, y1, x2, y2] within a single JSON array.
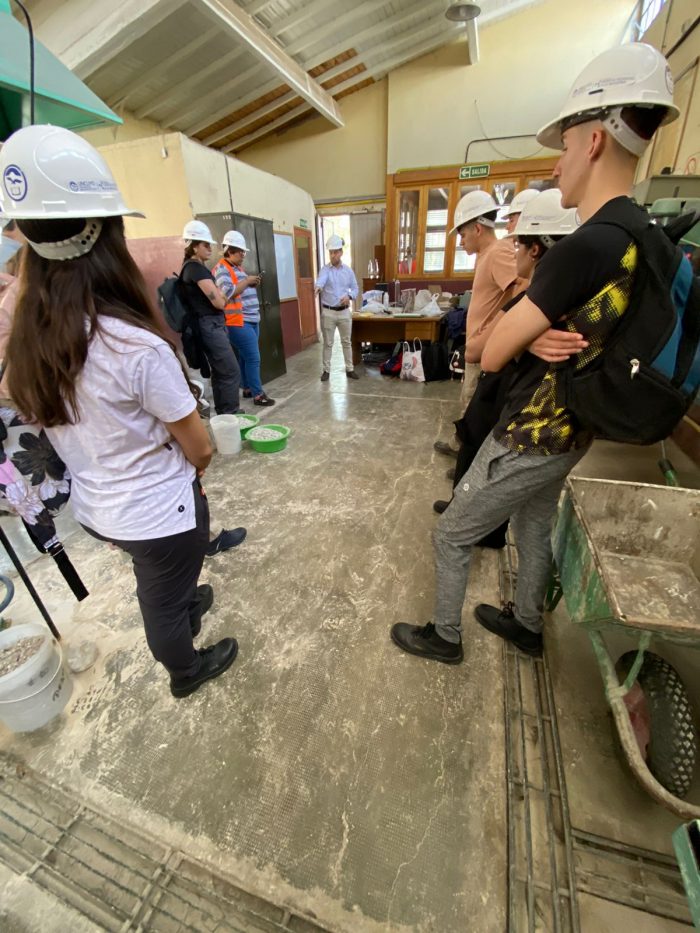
[[400, 340, 425, 382]]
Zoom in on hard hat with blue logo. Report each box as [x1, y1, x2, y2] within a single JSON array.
[[0, 125, 143, 221]]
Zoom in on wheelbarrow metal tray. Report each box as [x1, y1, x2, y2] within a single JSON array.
[[553, 478, 700, 638]]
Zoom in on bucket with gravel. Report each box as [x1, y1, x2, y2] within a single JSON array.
[[245, 424, 291, 453], [235, 413, 259, 438], [0, 623, 73, 732]]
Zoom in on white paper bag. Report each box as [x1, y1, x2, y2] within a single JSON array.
[[400, 340, 425, 382]]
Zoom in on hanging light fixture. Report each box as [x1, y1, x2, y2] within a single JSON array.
[[445, 2, 481, 21]]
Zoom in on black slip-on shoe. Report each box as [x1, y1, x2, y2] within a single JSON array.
[[205, 528, 247, 558], [433, 499, 451, 515], [390, 621, 463, 664], [320, 371, 330, 382], [346, 370, 360, 380], [474, 603, 543, 656], [242, 389, 253, 398], [170, 637, 238, 698], [190, 583, 214, 637], [433, 441, 458, 458]]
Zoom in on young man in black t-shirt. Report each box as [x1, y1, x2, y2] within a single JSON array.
[[391, 43, 680, 663]]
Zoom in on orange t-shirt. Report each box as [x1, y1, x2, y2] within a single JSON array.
[[466, 237, 522, 344]]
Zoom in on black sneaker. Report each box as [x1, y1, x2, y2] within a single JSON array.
[[346, 370, 360, 380], [445, 467, 455, 481], [253, 393, 275, 406], [242, 389, 253, 398], [320, 371, 330, 382], [433, 499, 451, 514], [206, 528, 246, 557], [190, 584, 214, 637], [170, 637, 238, 698], [390, 622, 463, 664], [474, 603, 543, 656], [433, 441, 458, 458]]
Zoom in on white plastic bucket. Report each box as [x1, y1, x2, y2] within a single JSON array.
[[0, 623, 73, 732], [210, 414, 241, 455]]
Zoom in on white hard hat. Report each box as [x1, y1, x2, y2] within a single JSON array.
[[511, 189, 581, 243], [537, 43, 679, 156], [326, 234, 344, 250], [502, 188, 540, 218], [449, 190, 498, 235], [183, 220, 217, 245], [0, 125, 144, 221], [222, 230, 247, 251]]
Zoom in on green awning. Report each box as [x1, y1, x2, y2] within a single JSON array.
[[0, 1, 121, 141]]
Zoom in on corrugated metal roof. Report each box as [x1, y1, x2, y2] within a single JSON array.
[[47, 0, 547, 152]]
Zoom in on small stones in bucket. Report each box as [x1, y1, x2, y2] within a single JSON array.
[[247, 427, 285, 441], [235, 415, 255, 426], [0, 636, 44, 677]]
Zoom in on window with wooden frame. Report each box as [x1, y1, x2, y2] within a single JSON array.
[[385, 158, 558, 282]]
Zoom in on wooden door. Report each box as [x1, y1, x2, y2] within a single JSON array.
[[294, 227, 317, 345]]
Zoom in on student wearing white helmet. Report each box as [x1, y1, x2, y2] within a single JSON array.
[[392, 43, 678, 664], [501, 187, 540, 235], [0, 125, 238, 698], [179, 219, 242, 414], [315, 234, 360, 381], [432, 189, 583, 522], [434, 188, 524, 457], [213, 231, 275, 406]]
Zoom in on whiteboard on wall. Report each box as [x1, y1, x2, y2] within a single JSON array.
[[273, 233, 297, 301]]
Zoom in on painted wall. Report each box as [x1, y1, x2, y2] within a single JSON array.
[[387, 0, 636, 172], [95, 133, 316, 241], [638, 0, 700, 176], [239, 80, 388, 203], [97, 132, 191, 240], [82, 112, 166, 149], [180, 136, 316, 234]]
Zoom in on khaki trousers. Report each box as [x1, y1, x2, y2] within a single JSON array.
[[321, 307, 353, 372]]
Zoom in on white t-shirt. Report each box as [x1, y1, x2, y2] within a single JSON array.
[[47, 318, 198, 540]]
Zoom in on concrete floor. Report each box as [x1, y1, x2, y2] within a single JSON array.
[[0, 337, 698, 932]]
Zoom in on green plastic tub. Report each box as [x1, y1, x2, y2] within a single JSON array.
[[246, 424, 291, 453], [235, 413, 259, 438]]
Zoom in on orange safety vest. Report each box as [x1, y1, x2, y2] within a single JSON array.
[[213, 258, 244, 327]]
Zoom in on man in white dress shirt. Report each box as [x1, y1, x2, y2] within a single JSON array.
[[315, 234, 359, 381]]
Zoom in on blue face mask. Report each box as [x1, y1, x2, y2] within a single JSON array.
[[0, 236, 22, 268]]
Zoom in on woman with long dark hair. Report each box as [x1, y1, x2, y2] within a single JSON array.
[[179, 220, 241, 414], [0, 125, 238, 698]]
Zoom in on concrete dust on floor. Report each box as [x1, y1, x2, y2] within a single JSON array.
[[1, 336, 699, 932], [0, 343, 507, 933]]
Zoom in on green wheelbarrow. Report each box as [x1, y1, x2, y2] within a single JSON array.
[[549, 477, 700, 819]]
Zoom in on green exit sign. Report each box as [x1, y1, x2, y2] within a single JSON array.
[[459, 163, 490, 180], [299, 218, 308, 229]]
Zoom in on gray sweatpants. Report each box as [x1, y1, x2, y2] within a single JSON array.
[[433, 433, 590, 643]]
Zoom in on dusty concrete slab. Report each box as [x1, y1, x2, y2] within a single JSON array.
[[0, 346, 507, 933]]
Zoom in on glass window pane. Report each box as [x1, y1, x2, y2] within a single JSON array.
[[459, 183, 482, 199], [423, 187, 449, 274], [454, 249, 476, 273], [295, 235, 311, 278], [397, 189, 419, 275]]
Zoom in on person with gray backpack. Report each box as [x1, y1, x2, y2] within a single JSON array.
[[392, 42, 695, 664]]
